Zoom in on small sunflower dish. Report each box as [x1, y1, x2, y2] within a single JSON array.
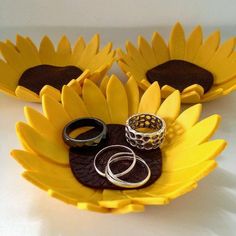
[[11, 74, 227, 214], [0, 34, 115, 102], [118, 23, 236, 103]]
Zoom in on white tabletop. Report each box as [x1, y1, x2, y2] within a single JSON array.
[[0, 26, 236, 236]]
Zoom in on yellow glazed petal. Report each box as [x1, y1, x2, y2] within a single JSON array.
[[16, 35, 41, 67], [42, 95, 70, 133], [82, 79, 111, 123], [163, 140, 226, 171], [106, 75, 128, 124], [39, 36, 56, 65], [15, 86, 40, 102], [138, 82, 161, 113], [138, 36, 157, 69], [16, 122, 68, 165], [61, 86, 89, 119], [157, 90, 180, 124], [151, 32, 169, 65], [169, 23, 185, 59], [125, 76, 139, 116], [39, 85, 61, 101], [184, 25, 203, 61]]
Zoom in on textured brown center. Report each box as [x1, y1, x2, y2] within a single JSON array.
[[69, 124, 162, 190], [18, 64, 83, 94], [146, 60, 214, 93]]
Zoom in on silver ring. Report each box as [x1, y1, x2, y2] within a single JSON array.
[[93, 145, 136, 177], [105, 154, 151, 188], [125, 113, 166, 150], [62, 117, 107, 148]]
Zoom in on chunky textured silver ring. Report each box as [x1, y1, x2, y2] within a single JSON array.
[[93, 145, 136, 177], [62, 117, 107, 148], [105, 154, 151, 188], [125, 113, 166, 150]]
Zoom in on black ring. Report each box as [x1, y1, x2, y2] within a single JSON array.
[[62, 117, 107, 148]]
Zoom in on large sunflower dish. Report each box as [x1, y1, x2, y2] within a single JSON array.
[[118, 23, 236, 103], [11, 74, 227, 214], [0, 34, 115, 102]]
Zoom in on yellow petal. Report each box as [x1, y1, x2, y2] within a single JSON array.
[[106, 75, 128, 124], [194, 31, 220, 66], [123, 191, 168, 205], [77, 34, 99, 70], [156, 160, 217, 185], [61, 85, 89, 119], [212, 77, 236, 95], [0, 83, 16, 96], [87, 42, 113, 71], [125, 41, 148, 72], [15, 86, 40, 102], [185, 25, 203, 61], [16, 122, 68, 165], [138, 36, 157, 69], [139, 79, 151, 90], [39, 85, 61, 101], [67, 79, 82, 95], [11, 150, 71, 177], [25, 37, 38, 53], [201, 88, 223, 102], [56, 35, 72, 65], [42, 94, 70, 133], [140, 181, 197, 200], [0, 60, 19, 91], [157, 90, 181, 124], [165, 114, 221, 154], [138, 82, 161, 113], [182, 84, 204, 97], [99, 190, 131, 208], [0, 42, 27, 74], [161, 85, 176, 98], [163, 140, 226, 171], [117, 48, 145, 76], [77, 191, 109, 213], [23, 171, 96, 201], [181, 90, 201, 103], [111, 204, 144, 214], [82, 79, 111, 123], [118, 61, 146, 83], [24, 106, 58, 142], [175, 104, 202, 131], [151, 32, 169, 65], [16, 35, 41, 67], [207, 37, 236, 84], [100, 75, 109, 96], [39, 36, 56, 64], [71, 36, 85, 64], [169, 23, 185, 59], [125, 76, 139, 116]]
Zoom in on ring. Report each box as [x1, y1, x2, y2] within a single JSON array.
[[105, 154, 151, 188], [62, 117, 107, 148], [125, 113, 166, 150], [93, 145, 136, 177]]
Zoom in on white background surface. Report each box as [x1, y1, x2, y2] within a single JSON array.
[[0, 1, 236, 235]]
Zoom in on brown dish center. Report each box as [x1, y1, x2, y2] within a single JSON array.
[[69, 124, 162, 190], [18, 64, 83, 94], [146, 60, 214, 93]]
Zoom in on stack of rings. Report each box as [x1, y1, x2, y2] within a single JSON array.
[[62, 114, 166, 189], [94, 145, 151, 188]]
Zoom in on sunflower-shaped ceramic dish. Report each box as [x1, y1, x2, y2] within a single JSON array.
[[0, 34, 115, 102], [118, 23, 236, 103], [11, 74, 226, 214]]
